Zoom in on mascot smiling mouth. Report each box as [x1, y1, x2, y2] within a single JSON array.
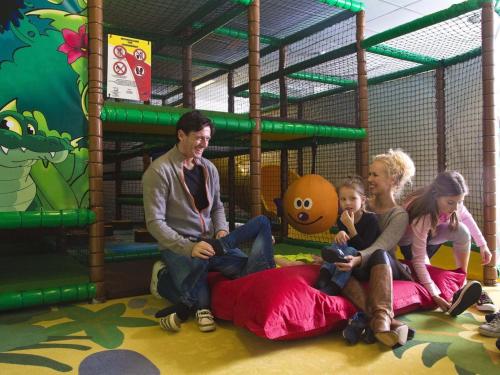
[[287, 214, 324, 226]]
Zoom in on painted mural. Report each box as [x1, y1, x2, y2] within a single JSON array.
[[0, 0, 89, 211]]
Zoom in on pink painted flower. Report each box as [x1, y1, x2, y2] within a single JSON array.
[[58, 24, 88, 64]]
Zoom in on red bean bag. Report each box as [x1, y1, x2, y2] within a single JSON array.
[[208, 264, 466, 340]]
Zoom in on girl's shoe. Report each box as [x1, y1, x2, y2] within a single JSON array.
[[476, 291, 496, 313]]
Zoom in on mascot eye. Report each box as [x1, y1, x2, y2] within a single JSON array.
[[293, 198, 303, 209], [0, 116, 22, 135], [303, 198, 313, 209], [26, 124, 36, 135]]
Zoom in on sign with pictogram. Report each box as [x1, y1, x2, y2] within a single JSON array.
[[106, 34, 151, 101], [113, 61, 127, 75]]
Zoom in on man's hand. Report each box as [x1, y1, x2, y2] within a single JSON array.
[[215, 230, 228, 239], [334, 230, 350, 245], [191, 241, 215, 259]]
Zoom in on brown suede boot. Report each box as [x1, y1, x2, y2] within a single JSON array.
[[341, 277, 368, 312], [390, 318, 409, 346], [368, 264, 405, 347]]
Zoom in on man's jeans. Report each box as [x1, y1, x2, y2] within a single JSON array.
[[320, 244, 358, 289], [157, 215, 275, 309]]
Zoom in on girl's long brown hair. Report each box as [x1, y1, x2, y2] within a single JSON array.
[[405, 171, 469, 231]]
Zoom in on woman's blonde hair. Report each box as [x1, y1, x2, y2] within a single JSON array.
[[372, 149, 415, 198]]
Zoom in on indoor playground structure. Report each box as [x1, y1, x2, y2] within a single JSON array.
[[0, 0, 499, 373]]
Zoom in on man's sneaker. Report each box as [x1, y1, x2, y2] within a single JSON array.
[[478, 315, 500, 338], [342, 311, 369, 345], [448, 281, 482, 317], [196, 309, 216, 332], [476, 291, 496, 313], [321, 246, 348, 264], [485, 311, 500, 323], [159, 313, 182, 332], [150, 260, 166, 299]]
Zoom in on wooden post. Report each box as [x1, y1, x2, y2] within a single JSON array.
[[87, 0, 105, 301], [481, 2, 497, 285], [248, 0, 261, 217], [355, 10, 369, 180], [436, 67, 446, 172], [182, 45, 194, 108]]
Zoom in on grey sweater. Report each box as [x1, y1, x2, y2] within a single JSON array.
[[142, 145, 229, 257], [359, 206, 409, 268]]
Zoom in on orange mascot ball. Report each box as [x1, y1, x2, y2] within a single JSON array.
[[283, 174, 338, 234]]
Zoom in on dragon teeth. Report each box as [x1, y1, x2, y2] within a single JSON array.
[[1, 146, 8, 155], [49, 152, 55, 158]]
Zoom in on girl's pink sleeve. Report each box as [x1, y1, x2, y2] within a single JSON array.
[[459, 205, 487, 248], [411, 215, 441, 296]]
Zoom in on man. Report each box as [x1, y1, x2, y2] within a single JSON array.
[[143, 110, 275, 333]]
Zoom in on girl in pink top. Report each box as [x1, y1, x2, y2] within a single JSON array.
[[401, 171, 492, 313]]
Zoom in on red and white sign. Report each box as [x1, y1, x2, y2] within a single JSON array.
[[107, 34, 151, 101]]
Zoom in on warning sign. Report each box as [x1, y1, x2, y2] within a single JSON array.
[[107, 34, 151, 101]]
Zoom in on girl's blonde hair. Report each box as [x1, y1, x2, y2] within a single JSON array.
[[372, 148, 415, 198]]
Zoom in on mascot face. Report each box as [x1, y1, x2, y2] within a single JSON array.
[[283, 174, 338, 234]]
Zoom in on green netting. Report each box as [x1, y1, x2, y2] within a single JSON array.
[[444, 57, 483, 228]]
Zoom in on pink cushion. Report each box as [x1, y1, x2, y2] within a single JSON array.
[[208, 264, 466, 340]]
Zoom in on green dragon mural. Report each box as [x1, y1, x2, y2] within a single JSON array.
[[0, 99, 84, 211], [0, 0, 89, 212]]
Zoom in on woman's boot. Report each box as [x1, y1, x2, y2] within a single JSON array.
[[391, 318, 409, 346], [341, 277, 368, 311], [368, 264, 406, 347]]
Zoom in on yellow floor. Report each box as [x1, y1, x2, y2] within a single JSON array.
[[0, 285, 499, 375]]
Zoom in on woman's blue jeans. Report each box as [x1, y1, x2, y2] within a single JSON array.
[[157, 215, 275, 309]]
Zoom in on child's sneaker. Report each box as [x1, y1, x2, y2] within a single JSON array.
[[448, 281, 482, 317], [150, 260, 166, 299], [478, 315, 500, 338], [196, 309, 216, 332], [159, 313, 182, 332], [485, 311, 500, 323], [321, 246, 348, 264], [342, 311, 369, 345], [476, 291, 496, 313]]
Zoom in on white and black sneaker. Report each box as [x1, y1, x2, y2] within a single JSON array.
[[479, 314, 500, 338], [196, 309, 216, 332], [476, 291, 496, 313], [159, 313, 182, 332], [150, 260, 166, 299], [448, 281, 482, 317]]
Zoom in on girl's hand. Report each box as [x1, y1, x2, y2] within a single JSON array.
[[480, 245, 492, 265], [340, 210, 355, 228], [311, 254, 324, 265], [335, 255, 361, 271], [432, 295, 451, 312], [335, 230, 349, 245]]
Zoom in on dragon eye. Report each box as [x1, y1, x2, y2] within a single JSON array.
[[26, 124, 36, 135], [0, 116, 22, 135]]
